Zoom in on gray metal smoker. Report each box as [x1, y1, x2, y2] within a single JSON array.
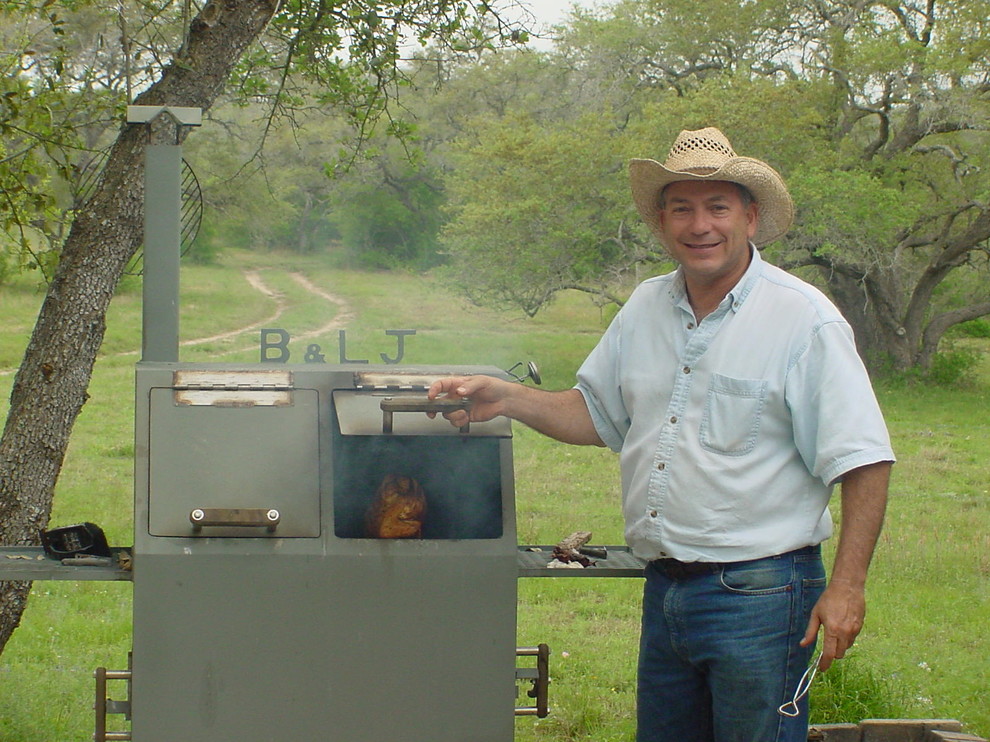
[[122, 113, 523, 737], [130, 363, 519, 741]]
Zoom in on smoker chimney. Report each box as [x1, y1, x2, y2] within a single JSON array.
[[127, 106, 202, 362]]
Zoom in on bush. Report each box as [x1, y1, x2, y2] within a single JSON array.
[[880, 338, 984, 387], [952, 319, 990, 339], [927, 346, 982, 386], [328, 177, 445, 271]]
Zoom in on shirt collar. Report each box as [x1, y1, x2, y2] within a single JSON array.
[[668, 243, 764, 313], [728, 244, 763, 312]]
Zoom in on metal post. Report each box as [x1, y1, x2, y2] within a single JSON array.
[[94, 666, 107, 742], [142, 144, 181, 362], [127, 105, 202, 363], [94, 667, 133, 741]]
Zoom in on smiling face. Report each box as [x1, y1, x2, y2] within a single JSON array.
[[658, 179, 759, 301]]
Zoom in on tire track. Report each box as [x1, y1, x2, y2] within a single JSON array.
[[179, 269, 286, 348], [0, 267, 355, 373], [180, 269, 356, 357]]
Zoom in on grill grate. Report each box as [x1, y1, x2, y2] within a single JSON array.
[[516, 546, 646, 577]]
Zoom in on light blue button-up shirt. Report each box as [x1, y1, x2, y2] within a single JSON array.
[[576, 248, 895, 563]]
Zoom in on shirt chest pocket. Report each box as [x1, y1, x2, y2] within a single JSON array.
[[699, 374, 768, 456]]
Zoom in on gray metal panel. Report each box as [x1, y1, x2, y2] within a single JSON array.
[[142, 145, 180, 363], [147, 387, 320, 537], [132, 363, 520, 741], [131, 552, 517, 741]]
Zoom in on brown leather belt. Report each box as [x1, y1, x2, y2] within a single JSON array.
[[652, 544, 822, 580]]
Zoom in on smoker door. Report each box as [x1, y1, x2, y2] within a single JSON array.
[[146, 386, 321, 537]]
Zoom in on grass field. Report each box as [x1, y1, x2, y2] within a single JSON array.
[[1, 249, 987, 741]]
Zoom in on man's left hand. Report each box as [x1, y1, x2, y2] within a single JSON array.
[[801, 578, 866, 670]]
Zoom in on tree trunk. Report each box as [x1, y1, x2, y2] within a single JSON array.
[[814, 264, 913, 372], [817, 259, 990, 374], [0, 0, 279, 654]]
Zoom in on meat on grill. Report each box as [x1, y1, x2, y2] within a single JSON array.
[[365, 474, 427, 538]]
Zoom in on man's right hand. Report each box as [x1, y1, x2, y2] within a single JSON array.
[[427, 375, 512, 428], [428, 376, 605, 447]]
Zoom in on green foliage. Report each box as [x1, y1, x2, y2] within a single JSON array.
[[785, 168, 921, 267], [260, 0, 529, 152], [810, 657, 913, 724], [327, 157, 446, 270], [185, 99, 453, 268], [0, 69, 67, 279], [925, 346, 984, 387], [0, 0, 533, 283], [0, 246, 10, 286], [632, 76, 833, 168], [439, 0, 990, 373], [182, 231, 222, 265], [0, 0, 180, 280], [880, 341, 985, 388], [560, 0, 776, 95], [951, 319, 990, 339], [441, 109, 648, 315]]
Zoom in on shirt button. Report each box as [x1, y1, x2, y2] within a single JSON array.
[[650, 510, 658, 518], [657, 462, 665, 471], [687, 323, 695, 330], [682, 366, 691, 374], [669, 416, 678, 424]]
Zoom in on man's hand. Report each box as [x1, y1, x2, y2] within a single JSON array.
[[801, 579, 865, 670], [427, 375, 511, 428], [428, 376, 605, 447], [801, 461, 890, 671]]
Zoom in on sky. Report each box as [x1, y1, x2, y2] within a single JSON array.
[[508, 0, 598, 47], [524, 0, 584, 24]]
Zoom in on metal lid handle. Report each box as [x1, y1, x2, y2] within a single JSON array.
[[379, 397, 472, 434]]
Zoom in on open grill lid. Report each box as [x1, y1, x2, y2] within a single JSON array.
[[336, 370, 511, 437]]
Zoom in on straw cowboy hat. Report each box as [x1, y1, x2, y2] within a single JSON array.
[[629, 127, 794, 247]]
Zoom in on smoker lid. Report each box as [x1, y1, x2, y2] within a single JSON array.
[[333, 390, 512, 437]]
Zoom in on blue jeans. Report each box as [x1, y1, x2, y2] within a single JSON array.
[[637, 545, 826, 742]]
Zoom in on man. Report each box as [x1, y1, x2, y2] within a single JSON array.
[[428, 127, 894, 742]]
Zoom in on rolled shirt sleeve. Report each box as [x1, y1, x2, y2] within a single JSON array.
[[576, 311, 630, 452], [787, 320, 895, 486]]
